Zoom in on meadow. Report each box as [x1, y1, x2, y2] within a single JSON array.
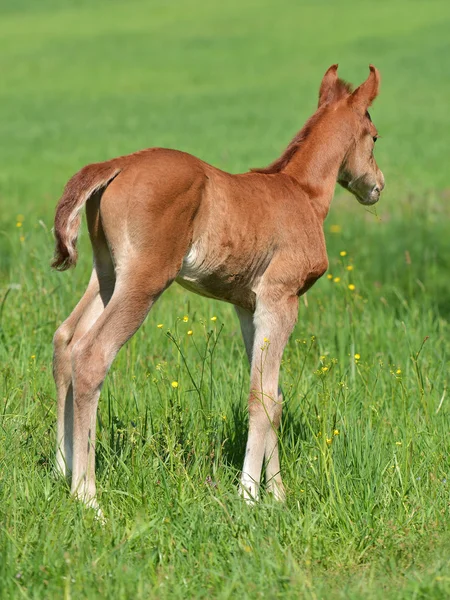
[[0, 0, 449, 597]]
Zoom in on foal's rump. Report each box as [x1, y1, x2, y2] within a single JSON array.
[[52, 148, 207, 274]]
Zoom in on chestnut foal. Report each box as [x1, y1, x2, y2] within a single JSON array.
[[52, 65, 384, 508]]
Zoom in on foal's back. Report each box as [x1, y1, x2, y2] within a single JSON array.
[[95, 147, 325, 309]]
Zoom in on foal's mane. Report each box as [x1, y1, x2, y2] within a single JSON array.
[[251, 78, 353, 175]]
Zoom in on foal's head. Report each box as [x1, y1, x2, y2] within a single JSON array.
[[319, 64, 385, 205]]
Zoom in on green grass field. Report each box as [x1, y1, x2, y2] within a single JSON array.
[[1, 0, 449, 597]]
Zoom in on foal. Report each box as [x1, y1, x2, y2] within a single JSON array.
[[53, 65, 384, 507]]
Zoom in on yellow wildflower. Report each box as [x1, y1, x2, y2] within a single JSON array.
[[327, 274, 333, 280], [333, 429, 339, 436], [171, 381, 179, 388], [340, 251, 347, 257], [157, 324, 163, 329], [346, 265, 354, 271], [210, 316, 217, 321], [187, 330, 193, 336], [396, 369, 401, 375], [31, 355, 35, 360], [354, 353, 360, 360], [263, 337, 270, 343], [16, 222, 22, 228], [348, 284, 356, 291], [182, 316, 189, 322], [330, 224, 342, 233], [333, 277, 340, 283], [326, 438, 332, 446], [395, 441, 402, 446]]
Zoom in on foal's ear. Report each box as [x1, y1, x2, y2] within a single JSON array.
[[318, 64, 339, 107], [349, 65, 380, 113]]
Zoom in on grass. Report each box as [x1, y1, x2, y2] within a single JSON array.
[[0, 0, 449, 597]]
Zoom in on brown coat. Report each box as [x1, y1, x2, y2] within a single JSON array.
[[52, 65, 384, 509]]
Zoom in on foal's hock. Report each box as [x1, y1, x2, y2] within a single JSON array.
[[53, 65, 384, 508]]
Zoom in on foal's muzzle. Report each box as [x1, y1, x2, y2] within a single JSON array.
[[354, 172, 385, 206]]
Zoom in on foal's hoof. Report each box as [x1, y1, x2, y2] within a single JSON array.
[[74, 493, 105, 523], [239, 477, 259, 505], [267, 481, 286, 503], [86, 501, 106, 524], [93, 506, 106, 524]]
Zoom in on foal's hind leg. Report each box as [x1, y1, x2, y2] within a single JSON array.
[[54, 270, 101, 477], [54, 194, 115, 477], [53, 268, 115, 476], [70, 263, 170, 506]]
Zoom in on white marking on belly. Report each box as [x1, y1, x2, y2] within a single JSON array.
[[178, 242, 204, 282], [177, 241, 221, 300]]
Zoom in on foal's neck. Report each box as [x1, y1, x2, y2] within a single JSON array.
[[283, 116, 353, 220]]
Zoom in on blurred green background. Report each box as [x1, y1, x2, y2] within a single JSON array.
[[1, 0, 450, 202]]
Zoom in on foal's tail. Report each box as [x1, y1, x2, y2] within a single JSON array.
[[52, 162, 121, 271]]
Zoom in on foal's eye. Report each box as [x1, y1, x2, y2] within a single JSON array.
[[373, 136, 378, 143]]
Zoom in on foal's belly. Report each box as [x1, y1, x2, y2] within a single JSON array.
[[175, 243, 262, 311], [175, 267, 257, 311]]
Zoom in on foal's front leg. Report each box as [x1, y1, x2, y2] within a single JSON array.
[[263, 388, 286, 501], [240, 294, 298, 502], [236, 306, 286, 501]]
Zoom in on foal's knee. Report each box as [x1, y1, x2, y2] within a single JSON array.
[[248, 388, 280, 425], [53, 324, 75, 384], [53, 323, 73, 353], [271, 388, 283, 427], [71, 338, 109, 396]]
